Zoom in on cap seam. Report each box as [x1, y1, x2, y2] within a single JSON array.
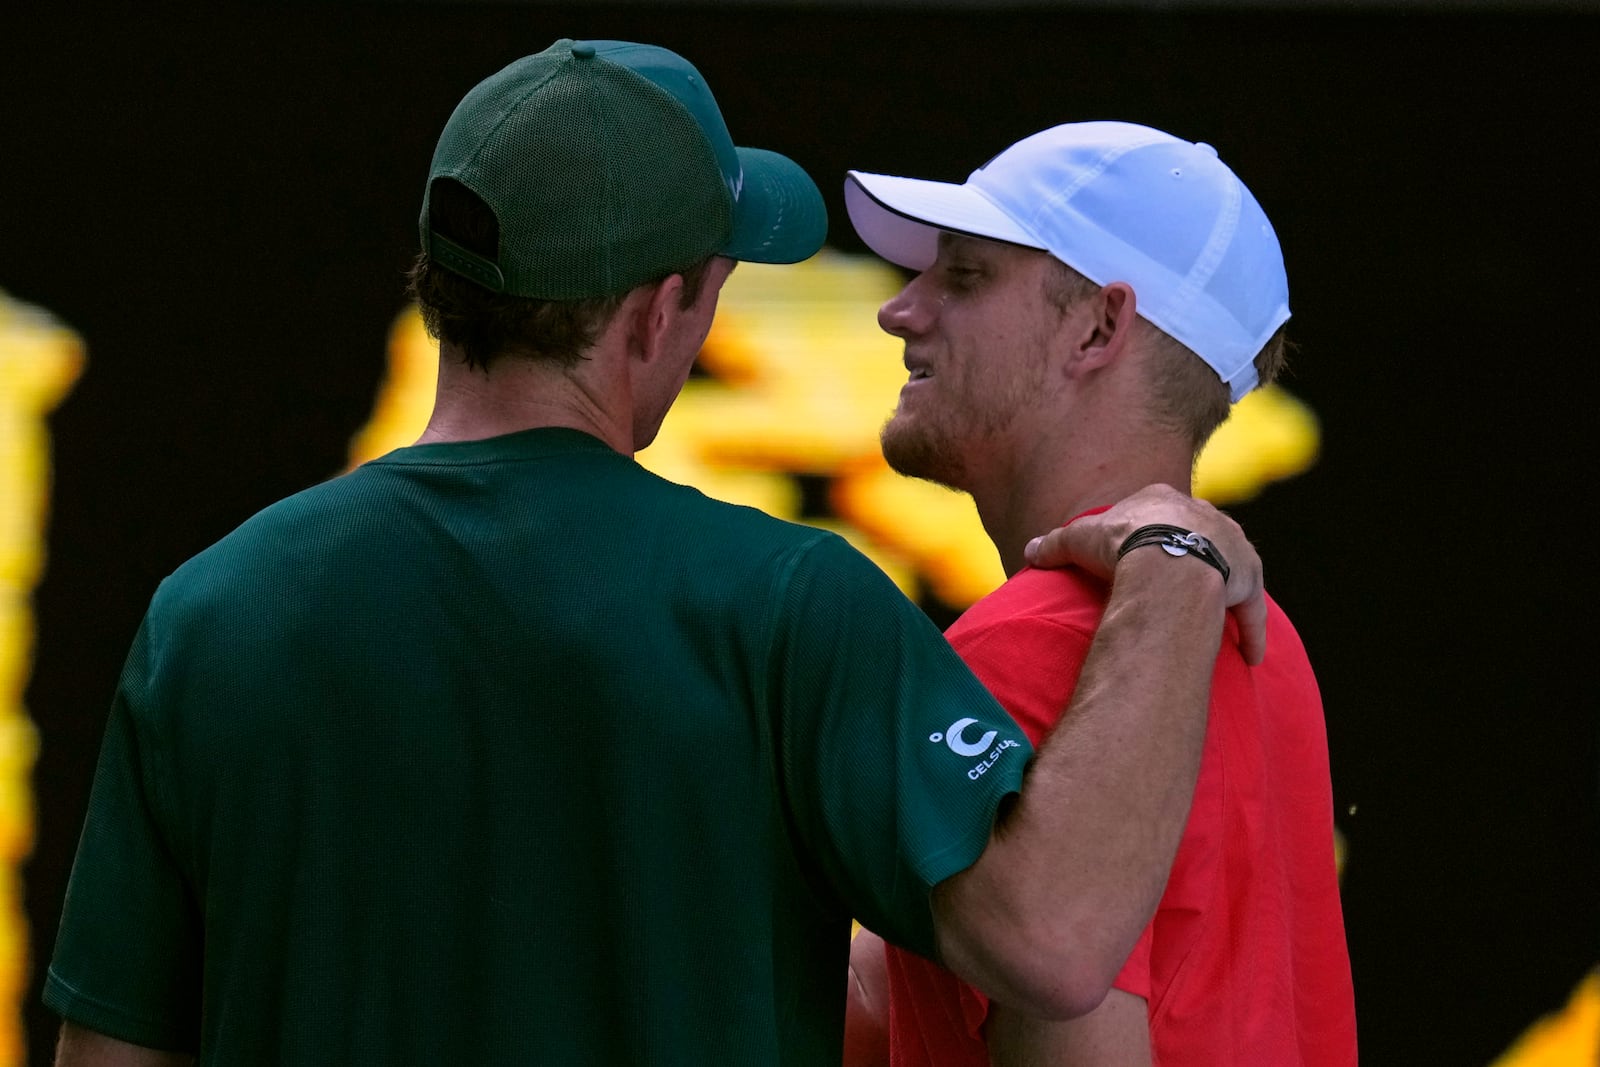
[[456, 59, 568, 179], [588, 58, 616, 293], [428, 54, 571, 290], [604, 62, 733, 272], [1016, 136, 1163, 239], [1163, 171, 1240, 326]]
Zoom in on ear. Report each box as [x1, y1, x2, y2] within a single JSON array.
[[628, 273, 688, 367], [1063, 282, 1139, 381]]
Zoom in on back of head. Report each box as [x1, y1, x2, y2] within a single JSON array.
[[846, 121, 1290, 405], [413, 38, 828, 364]]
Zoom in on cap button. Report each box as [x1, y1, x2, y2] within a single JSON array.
[[571, 42, 596, 59], [1195, 141, 1219, 158]]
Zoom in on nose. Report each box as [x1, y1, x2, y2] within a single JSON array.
[[878, 274, 936, 339]]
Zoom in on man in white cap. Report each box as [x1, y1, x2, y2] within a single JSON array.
[[844, 122, 1357, 1064]]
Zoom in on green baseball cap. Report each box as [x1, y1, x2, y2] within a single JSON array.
[[421, 38, 827, 300]]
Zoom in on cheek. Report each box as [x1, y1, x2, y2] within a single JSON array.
[[693, 304, 718, 346], [683, 306, 722, 362]]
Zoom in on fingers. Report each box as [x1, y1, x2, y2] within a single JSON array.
[[1218, 533, 1267, 665], [1023, 485, 1193, 576], [1022, 484, 1270, 662], [1233, 586, 1269, 666], [1024, 522, 1119, 579]]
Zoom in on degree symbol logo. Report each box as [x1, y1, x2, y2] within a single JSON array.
[[932, 717, 999, 758]]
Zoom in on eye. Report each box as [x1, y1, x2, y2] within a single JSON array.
[[944, 264, 983, 292]]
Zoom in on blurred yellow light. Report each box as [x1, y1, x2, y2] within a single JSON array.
[[1194, 384, 1320, 507], [0, 290, 85, 1067], [1490, 969, 1600, 1067], [346, 310, 437, 469]]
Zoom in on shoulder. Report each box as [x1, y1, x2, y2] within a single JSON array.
[[1262, 591, 1311, 657], [622, 470, 895, 593], [948, 565, 1107, 649], [1204, 591, 1327, 761], [1217, 590, 1318, 685], [1254, 591, 1323, 699], [157, 472, 370, 601], [653, 474, 834, 552], [939, 568, 1106, 743]]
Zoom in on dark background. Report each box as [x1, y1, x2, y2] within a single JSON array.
[[5, 4, 1597, 1064]]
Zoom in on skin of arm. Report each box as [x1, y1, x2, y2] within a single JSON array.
[[986, 989, 1153, 1066], [929, 486, 1263, 1020], [54, 1023, 193, 1067], [844, 928, 892, 1067]]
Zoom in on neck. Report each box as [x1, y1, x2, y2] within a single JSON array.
[[417, 345, 635, 455], [969, 431, 1196, 578]]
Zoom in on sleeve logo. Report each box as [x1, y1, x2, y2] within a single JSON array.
[[930, 717, 1024, 781], [929, 717, 998, 757]]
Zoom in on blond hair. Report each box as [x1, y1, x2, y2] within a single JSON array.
[[1043, 258, 1289, 450]]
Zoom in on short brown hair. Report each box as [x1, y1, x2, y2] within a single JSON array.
[[1043, 258, 1289, 450], [408, 178, 715, 371]]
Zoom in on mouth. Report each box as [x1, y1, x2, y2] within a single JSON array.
[[904, 354, 933, 381]]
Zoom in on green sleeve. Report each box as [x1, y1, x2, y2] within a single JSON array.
[[768, 535, 1032, 960], [43, 614, 202, 1053]]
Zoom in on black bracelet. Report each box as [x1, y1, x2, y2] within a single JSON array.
[[1116, 524, 1231, 584]]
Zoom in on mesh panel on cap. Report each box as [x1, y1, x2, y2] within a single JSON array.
[[454, 56, 732, 300]]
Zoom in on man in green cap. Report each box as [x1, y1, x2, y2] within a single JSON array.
[[46, 39, 1263, 1065]]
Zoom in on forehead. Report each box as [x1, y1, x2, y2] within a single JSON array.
[[936, 231, 1049, 268]]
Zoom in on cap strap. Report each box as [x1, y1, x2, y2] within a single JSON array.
[[427, 231, 507, 293]]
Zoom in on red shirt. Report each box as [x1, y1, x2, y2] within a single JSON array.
[[886, 563, 1357, 1066]]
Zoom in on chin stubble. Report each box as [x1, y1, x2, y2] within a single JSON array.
[[880, 413, 967, 491]]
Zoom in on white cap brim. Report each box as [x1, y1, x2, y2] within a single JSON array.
[[845, 171, 1046, 271]]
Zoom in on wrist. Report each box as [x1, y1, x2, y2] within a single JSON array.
[[1115, 524, 1230, 584], [1105, 535, 1229, 645]]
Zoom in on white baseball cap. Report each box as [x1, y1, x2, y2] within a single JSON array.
[[845, 121, 1289, 401]]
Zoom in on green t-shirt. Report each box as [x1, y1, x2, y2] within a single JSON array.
[[45, 428, 1032, 1064]]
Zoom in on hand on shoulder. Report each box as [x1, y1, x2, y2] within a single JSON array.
[[1023, 484, 1266, 664]]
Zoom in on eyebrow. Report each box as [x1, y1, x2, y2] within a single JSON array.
[[937, 231, 1049, 268], [936, 232, 996, 260]]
